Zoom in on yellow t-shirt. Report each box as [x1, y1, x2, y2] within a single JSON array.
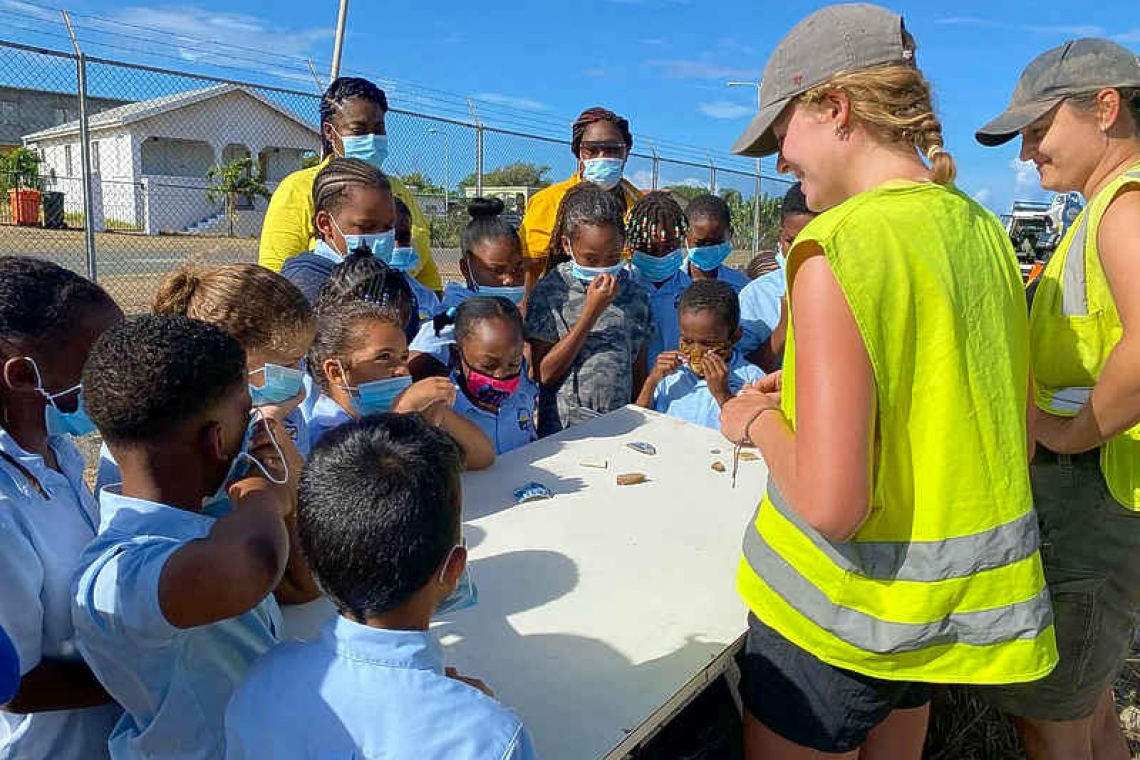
[[257, 158, 442, 291], [519, 174, 643, 261]]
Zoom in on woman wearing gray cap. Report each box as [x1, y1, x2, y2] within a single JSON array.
[[718, 3, 1057, 757], [978, 39, 1140, 760]]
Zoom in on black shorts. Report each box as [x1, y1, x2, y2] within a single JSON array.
[[739, 613, 932, 753]]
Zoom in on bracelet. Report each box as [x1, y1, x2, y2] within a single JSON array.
[[740, 405, 772, 447]]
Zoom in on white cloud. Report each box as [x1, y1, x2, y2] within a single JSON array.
[[1024, 24, 1105, 36], [718, 37, 756, 56], [1113, 28, 1140, 43], [972, 188, 994, 207], [2, 0, 57, 20], [935, 16, 1004, 28], [101, 6, 332, 64], [626, 169, 655, 190], [475, 92, 551, 112], [641, 38, 667, 46], [646, 59, 758, 79], [698, 100, 754, 119], [584, 67, 609, 77], [1010, 158, 1038, 192], [937, 16, 1108, 37]]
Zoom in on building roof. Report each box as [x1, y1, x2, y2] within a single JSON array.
[[22, 83, 317, 142]]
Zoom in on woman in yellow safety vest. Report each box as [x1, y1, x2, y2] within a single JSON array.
[[518, 107, 642, 289], [258, 77, 442, 292], [719, 5, 1057, 758], [977, 40, 1140, 760]]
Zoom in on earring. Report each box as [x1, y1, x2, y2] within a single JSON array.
[[835, 124, 850, 139]]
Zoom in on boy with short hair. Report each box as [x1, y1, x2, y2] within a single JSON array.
[[72, 314, 297, 760], [225, 413, 535, 759], [636, 279, 763, 429]]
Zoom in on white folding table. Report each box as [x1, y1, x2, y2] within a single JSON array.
[[438, 405, 768, 759]]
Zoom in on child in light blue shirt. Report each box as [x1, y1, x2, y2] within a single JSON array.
[[637, 279, 763, 429], [72, 314, 299, 760], [225, 414, 536, 760], [436, 297, 538, 454], [392, 197, 442, 324], [683, 193, 751, 294]]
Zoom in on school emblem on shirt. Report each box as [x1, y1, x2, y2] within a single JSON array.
[[517, 408, 533, 432]]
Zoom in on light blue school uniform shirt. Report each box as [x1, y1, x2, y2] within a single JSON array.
[[737, 267, 787, 356], [409, 282, 475, 364], [683, 261, 751, 294], [406, 272, 442, 324], [224, 616, 536, 760], [71, 488, 282, 760], [451, 369, 538, 455], [307, 393, 353, 448], [0, 430, 120, 760], [630, 267, 690, 366], [652, 350, 764, 429]]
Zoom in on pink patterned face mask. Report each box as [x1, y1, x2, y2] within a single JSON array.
[[463, 367, 521, 407]]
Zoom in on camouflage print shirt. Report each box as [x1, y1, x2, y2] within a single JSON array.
[[525, 262, 653, 436]]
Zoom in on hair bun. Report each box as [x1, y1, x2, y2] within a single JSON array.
[[467, 197, 504, 220]]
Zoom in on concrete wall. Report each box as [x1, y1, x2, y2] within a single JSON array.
[[0, 86, 129, 150]]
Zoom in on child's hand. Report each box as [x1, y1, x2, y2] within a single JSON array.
[[230, 418, 296, 518], [256, 387, 305, 425], [445, 666, 495, 697], [392, 377, 457, 416], [703, 351, 731, 398], [583, 273, 620, 318], [650, 351, 684, 381]]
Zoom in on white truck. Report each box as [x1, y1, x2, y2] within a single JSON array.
[[1000, 192, 1083, 279]]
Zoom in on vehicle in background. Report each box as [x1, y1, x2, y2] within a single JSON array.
[[1001, 192, 1083, 281]]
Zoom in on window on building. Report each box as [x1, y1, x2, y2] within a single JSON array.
[[64, 144, 73, 177], [0, 101, 16, 125], [90, 141, 100, 173], [53, 107, 67, 125]]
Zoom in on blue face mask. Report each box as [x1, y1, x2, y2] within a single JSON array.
[[336, 130, 389, 170], [313, 239, 343, 263], [581, 157, 625, 190], [632, 249, 684, 283], [249, 364, 305, 407], [568, 246, 625, 284], [474, 283, 526, 304], [386, 246, 421, 275], [330, 216, 396, 262], [686, 241, 732, 273], [336, 361, 413, 416], [203, 410, 288, 510], [25, 357, 95, 438], [434, 540, 478, 617]]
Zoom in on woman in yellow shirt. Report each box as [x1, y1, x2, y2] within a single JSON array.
[[258, 77, 442, 292], [519, 107, 642, 289]]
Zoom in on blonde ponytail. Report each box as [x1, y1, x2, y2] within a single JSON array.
[[801, 64, 958, 185]]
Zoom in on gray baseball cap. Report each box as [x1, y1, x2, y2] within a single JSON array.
[[976, 39, 1140, 147], [731, 3, 913, 157]]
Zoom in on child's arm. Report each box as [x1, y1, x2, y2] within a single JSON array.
[[436, 408, 495, 470], [158, 421, 294, 629], [635, 351, 683, 409], [533, 274, 620, 388], [273, 512, 322, 606]]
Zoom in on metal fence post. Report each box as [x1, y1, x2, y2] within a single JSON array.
[[707, 151, 717, 194], [647, 140, 659, 191], [753, 157, 761, 256], [468, 98, 483, 197], [62, 11, 97, 282]]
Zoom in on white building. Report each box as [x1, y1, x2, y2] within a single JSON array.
[[22, 84, 319, 236]]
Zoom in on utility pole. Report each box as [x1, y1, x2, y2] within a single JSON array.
[[329, 0, 349, 82]]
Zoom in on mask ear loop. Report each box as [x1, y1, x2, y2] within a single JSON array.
[[332, 359, 356, 394], [239, 408, 289, 486], [438, 536, 468, 584], [22, 356, 80, 405]]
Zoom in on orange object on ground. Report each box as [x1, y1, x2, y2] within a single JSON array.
[[8, 189, 41, 226]]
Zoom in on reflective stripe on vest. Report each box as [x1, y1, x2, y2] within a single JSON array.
[[741, 486, 1053, 655]]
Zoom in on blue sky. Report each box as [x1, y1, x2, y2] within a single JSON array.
[[3, 0, 1138, 213]]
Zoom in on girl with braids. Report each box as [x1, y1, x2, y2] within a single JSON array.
[[259, 76, 442, 292], [0, 257, 123, 759], [626, 191, 693, 367], [525, 184, 651, 436], [432, 297, 539, 454], [409, 197, 526, 377], [304, 269, 493, 469], [683, 194, 751, 293], [519, 107, 643, 289], [719, 6, 1055, 757], [977, 41, 1140, 760]]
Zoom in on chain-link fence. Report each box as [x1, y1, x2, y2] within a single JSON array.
[[0, 37, 791, 312]]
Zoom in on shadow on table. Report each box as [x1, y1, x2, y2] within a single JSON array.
[[437, 548, 731, 759], [462, 465, 588, 521]]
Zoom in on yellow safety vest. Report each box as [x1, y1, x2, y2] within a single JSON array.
[[737, 181, 1057, 684], [1029, 164, 1140, 509]]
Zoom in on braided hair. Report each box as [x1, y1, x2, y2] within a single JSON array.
[[571, 107, 633, 157], [626, 191, 688, 253], [314, 251, 418, 342], [320, 77, 389, 157], [543, 183, 626, 271], [431, 296, 523, 342], [311, 158, 392, 236]]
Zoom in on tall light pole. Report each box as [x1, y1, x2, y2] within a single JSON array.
[[428, 128, 450, 215], [727, 80, 763, 256], [329, 0, 349, 82]]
